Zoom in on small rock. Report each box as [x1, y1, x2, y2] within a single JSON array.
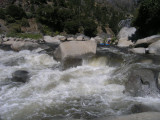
[[130, 48, 146, 54], [44, 36, 60, 45], [58, 35, 66, 41], [67, 37, 75, 41], [76, 35, 84, 41], [94, 36, 103, 44], [12, 70, 29, 83], [84, 36, 90, 41]]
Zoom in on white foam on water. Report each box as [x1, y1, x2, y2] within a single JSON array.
[[0, 49, 160, 120]]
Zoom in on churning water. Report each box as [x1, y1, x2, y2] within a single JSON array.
[[0, 48, 160, 120]]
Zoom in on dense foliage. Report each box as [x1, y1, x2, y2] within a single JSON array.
[[132, 0, 160, 38], [35, 0, 126, 36], [6, 5, 26, 20], [0, 8, 5, 19], [0, 0, 135, 37]]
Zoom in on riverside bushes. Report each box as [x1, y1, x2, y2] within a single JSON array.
[[0, 8, 5, 19], [36, 0, 125, 36], [132, 0, 160, 38], [0, 0, 133, 37], [6, 5, 26, 20]]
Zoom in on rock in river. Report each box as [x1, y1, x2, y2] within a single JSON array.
[[54, 41, 97, 69], [11, 70, 29, 83], [125, 69, 159, 97]]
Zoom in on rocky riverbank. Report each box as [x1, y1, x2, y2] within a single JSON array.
[[117, 27, 160, 55]]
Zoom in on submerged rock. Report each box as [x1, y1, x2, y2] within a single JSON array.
[[125, 69, 159, 97], [117, 27, 136, 40], [131, 103, 160, 113], [11, 70, 29, 83], [107, 112, 160, 120]]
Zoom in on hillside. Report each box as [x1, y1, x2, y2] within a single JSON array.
[[0, 0, 138, 38]]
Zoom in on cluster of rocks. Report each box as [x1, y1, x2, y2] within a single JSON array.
[[0, 34, 106, 51], [43, 34, 107, 45], [0, 36, 45, 51], [0, 34, 99, 69], [131, 35, 160, 55], [117, 27, 160, 55]]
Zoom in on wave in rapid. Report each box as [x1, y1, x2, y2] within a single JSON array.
[[0, 49, 160, 120]]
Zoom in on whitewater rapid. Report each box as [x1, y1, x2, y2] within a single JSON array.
[[0, 49, 160, 120]]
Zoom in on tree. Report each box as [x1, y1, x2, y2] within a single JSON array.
[[6, 5, 26, 20], [132, 0, 160, 38], [30, 0, 46, 4], [0, 8, 5, 19], [82, 19, 97, 37], [65, 20, 79, 34]]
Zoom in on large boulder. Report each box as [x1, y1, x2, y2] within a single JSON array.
[[11, 70, 29, 83], [11, 41, 40, 51], [148, 40, 160, 55], [135, 35, 160, 48], [54, 41, 97, 60], [117, 27, 136, 47], [117, 27, 136, 39], [54, 41, 97, 69], [125, 69, 159, 97]]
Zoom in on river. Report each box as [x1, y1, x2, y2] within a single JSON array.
[[0, 47, 160, 120]]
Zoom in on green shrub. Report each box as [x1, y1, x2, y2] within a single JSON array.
[[26, 12, 33, 19], [82, 19, 97, 37], [5, 15, 15, 23], [65, 20, 79, 34], [6, 33, 42, 39], [0, 8, 5, 19], [6, 5, 26, 20], [41, 25, 53, 36], [132, 0, 160, 38], [8, 23, 21, 33], [21, 18, 30, 27]]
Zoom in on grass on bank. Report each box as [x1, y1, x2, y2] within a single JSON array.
[[6, 32, 43, 39]]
